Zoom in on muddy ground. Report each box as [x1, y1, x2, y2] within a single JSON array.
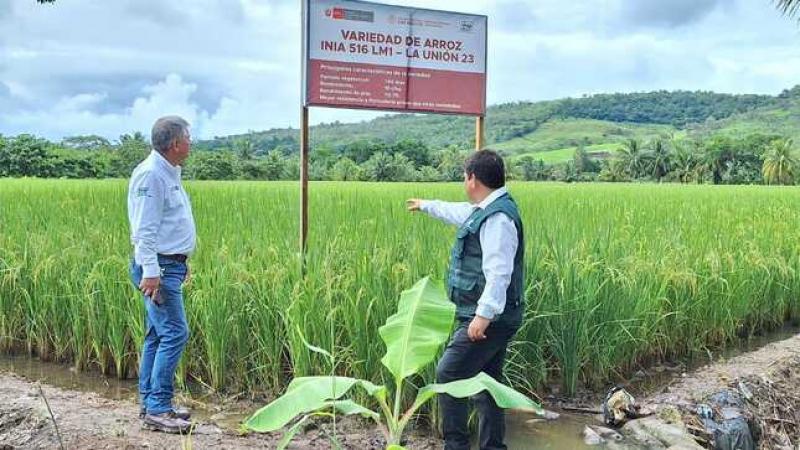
[[644, 331, 800, 449], [0, 372, 439, 449], [1, 331, 799, 449]]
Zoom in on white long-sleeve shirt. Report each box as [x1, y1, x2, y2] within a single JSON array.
[[420, 187, 519, 320], [127, 150, 196, 278]]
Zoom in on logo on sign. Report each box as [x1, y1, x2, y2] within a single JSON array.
[[324, 7, 374, 22], [459, 20, 474, 32]]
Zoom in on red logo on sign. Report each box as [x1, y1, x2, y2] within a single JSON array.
[[332, 7, 345, 19]]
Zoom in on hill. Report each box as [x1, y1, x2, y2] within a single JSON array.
[[688, 92, 800, 143], [197, 90, 784, 158]]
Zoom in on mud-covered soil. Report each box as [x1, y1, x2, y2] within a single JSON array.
[[647, 331, 800, 407], [646, 332, 800, 449], [0, 371, 440, 449]]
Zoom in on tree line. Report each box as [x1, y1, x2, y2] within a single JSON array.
[[1, 131, 797, 185], [0, 133, 468, 182], [516, 134, 798, 185]]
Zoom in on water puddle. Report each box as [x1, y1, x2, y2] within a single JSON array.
[[0, 354, 138, 400], [506, 411, 597, 449], [0, 354, 251, 431]]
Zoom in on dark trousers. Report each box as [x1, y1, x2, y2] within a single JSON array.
[[436, 321, 518, 450]]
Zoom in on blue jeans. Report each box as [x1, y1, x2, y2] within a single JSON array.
[[129, 256, 189, 415]]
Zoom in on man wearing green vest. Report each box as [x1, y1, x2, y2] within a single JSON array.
[[407, 149, 524, 450]]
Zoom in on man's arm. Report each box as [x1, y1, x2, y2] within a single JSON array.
[[130, 172, 165, 288], [406, 198, 473, 226], [468, 213, 518, 341]]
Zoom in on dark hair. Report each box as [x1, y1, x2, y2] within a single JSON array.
[[464, 149, 505, 189]]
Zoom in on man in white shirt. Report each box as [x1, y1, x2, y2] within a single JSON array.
[[407, 150, 525, 450], [128, 116, 196, 434]]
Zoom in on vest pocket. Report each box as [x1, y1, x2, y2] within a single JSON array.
[[451, 274, 477, 291], [451, 273, 482, 304], [452, 228, 470, 258]]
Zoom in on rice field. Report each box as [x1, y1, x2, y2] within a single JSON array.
[[2, 179, 800, 401]]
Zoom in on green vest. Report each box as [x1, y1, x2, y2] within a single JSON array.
[[446, 192, 524, 327]]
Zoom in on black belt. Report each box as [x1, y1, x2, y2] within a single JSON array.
[[158, 253, 188, 263]]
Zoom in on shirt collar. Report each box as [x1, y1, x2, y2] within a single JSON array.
[[151, 150, 181, 179], [474, 186, 507, 210]]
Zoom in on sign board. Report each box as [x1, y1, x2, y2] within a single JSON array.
[[303, 0, 487, 115]]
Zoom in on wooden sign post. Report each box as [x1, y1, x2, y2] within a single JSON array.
[[476, 116, 485, 151], [300, 106, 309, 271], [300, 0, 488, 268]]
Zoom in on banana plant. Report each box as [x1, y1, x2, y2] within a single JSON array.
[[245, 277, 543, 449]]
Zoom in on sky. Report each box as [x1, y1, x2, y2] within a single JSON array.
[[0, 0, 798, 141]]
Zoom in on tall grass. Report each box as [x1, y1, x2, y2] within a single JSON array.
[[2, 179, 800, 401]]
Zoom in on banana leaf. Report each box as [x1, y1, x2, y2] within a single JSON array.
[[412, 372, 543, 415], [378, 276, 455, 384], [245, 376, 386, 432]]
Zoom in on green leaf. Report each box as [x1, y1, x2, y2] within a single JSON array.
[[326, 400, 380, 422], [245, 376, 386, 432], [275, 403, 379, 450], [378, 277, 455, 384], [276, 415, 312, 450], [413, 372, 543, 415], [386, 446, 407, 450], [296, 324, 334, 364]]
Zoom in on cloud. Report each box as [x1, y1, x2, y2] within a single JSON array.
[[493, 1, 539, 32], [0, 82, 11, 113], [620, 0, 728, 28], [0, 1, 11, 20], [125, 0, 189, 27], [1, 0, 799, 141], [0, 74, 211, 141], [214, 0, 246, 25]]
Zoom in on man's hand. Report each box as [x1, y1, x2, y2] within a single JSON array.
[[406, 199, 422, 212], [468, 315, 490, 341], [139, 277, 161, 304], [184, 264, 192, 286]]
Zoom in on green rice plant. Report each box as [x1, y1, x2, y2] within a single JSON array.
[[2, 178, 800, 410]]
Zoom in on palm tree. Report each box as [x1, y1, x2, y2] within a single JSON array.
[[599, 158, 629, 182], [648, 139, 671, 182], [672, 145, 698, 183], [762, 139, 797, 185], [695, 139, 732, 185], [234, 138, 256, 160], [618, 139, 648, 179], [777, 0, 800, 17]]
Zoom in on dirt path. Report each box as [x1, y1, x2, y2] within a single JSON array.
[[647, 332, 800, 407], [644, 332, 800, 449], [0, 371, 440, 449]]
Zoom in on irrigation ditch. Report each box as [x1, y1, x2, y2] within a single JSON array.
[[1, 326, 798, 449]]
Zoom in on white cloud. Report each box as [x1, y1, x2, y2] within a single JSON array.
[[0, 0, 799, 140], [0, 74, 210, 140], [621, 0, 727, 28]]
